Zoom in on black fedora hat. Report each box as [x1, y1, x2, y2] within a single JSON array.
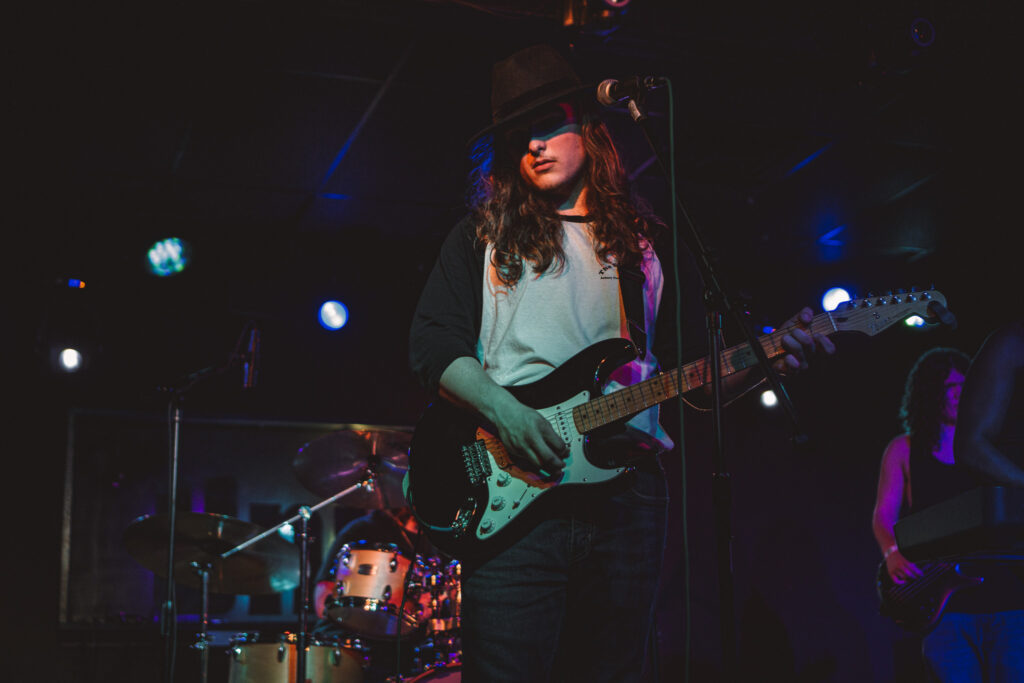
[[469, 44, 594, 145]]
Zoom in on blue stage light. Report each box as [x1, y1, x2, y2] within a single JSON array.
[[319, 301, 349, 330]]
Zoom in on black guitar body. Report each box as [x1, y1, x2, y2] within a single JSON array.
[[406, 338, 638, 558]]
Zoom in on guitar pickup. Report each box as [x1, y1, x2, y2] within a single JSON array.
[[461, 440, 493, 486]]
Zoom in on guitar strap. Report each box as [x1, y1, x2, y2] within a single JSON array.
[[618, 263, 647, 360]]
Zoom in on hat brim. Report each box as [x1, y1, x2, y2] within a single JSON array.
[[467, 82, 595, 147]]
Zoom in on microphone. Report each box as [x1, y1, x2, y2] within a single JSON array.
[[242, 324, 260, 389], [595, 76, 667, 107]]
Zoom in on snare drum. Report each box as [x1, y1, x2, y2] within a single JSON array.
[[326, 542, 424, 639], [226, 632, 367, 682]]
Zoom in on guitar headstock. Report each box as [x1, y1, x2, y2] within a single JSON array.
[[828, 289, 948, 336]]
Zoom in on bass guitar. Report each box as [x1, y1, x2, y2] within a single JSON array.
[[876, 560, 983, 633], [406, 289, 949, 556]]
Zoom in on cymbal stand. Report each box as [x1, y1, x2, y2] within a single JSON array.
[[190, 561, 212, 683], [220, 472, 377, 683]]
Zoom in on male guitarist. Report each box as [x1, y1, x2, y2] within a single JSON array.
[[408, 44, 835, 682]]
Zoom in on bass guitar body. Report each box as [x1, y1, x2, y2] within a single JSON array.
[[876, 561, 983, 633]]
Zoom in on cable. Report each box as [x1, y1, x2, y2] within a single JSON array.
[[665, 78, 693, 683]]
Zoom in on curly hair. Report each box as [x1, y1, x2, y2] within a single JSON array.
[[899, 347, 970, 454], [466, 101, 660, 286]]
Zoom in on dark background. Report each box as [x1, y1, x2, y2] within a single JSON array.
[[11, 0, 1020, 680]]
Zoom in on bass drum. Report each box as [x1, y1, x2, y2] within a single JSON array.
[[226, 632, 368, 682], [406, 662, 461, 682]]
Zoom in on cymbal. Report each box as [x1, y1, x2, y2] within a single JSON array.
[[292, 428, 411, 508], [123, 512, 299, 595]]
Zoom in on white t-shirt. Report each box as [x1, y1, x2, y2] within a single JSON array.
[[477, 221, 673, 451]]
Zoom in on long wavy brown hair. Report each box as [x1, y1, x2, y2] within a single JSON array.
[[899, 347, 970, 454], [467, 101, 660, 285]]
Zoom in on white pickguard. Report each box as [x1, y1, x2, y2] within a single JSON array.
[[474, 389, 627, 539]]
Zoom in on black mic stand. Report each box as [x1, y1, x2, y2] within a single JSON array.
[[157, 321, 260, 683], [618, 86, 806, 682]]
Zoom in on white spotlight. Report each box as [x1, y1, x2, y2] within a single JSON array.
[[822, 287, 851, 312], [59, 348, 83, 372], [760, 390, 778, 408]]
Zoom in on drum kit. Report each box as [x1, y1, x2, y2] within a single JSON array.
[[123, 427, 462, 683]]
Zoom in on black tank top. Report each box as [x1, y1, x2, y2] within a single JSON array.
[[906, 436, 1024, 613], [907, 437, 964, 514]]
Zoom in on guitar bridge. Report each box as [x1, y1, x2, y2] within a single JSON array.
[[461, 440, 493, 486]]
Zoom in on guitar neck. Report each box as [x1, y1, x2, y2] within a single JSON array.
[[572, 313, 838, 433]]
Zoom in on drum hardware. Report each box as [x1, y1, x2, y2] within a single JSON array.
[[152, 321, 260, 683], [125, 510, 301, 683], [220, 471, 380, 683], [126, 474, 379, 683], [191, 561, 212, 683]]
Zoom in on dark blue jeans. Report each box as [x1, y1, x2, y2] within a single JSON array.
[[459, 465, 669, 682], [922, 610, 1024, 682]]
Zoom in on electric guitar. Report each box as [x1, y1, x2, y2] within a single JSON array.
[[876, 560, 983, 633], [406, 289, 949, 556]]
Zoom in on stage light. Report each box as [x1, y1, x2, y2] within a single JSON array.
[[911, 17, 936, 47], [146, 237, 190, 277], [905, 315, 926, 327], [58, 348, 83, 372], [319, 301, 349, 330], [822, 287, 851, 312], [760, 390, 778, 408], [562, 0, 630, 31], [762, 325, 776, 334]]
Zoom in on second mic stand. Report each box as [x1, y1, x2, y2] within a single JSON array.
[[622, 87, 805, 682], [158, 320, 259, 683], [220, 473, 378, 683]]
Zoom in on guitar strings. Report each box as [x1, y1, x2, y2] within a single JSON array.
[[886, 563, 950, 603]]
